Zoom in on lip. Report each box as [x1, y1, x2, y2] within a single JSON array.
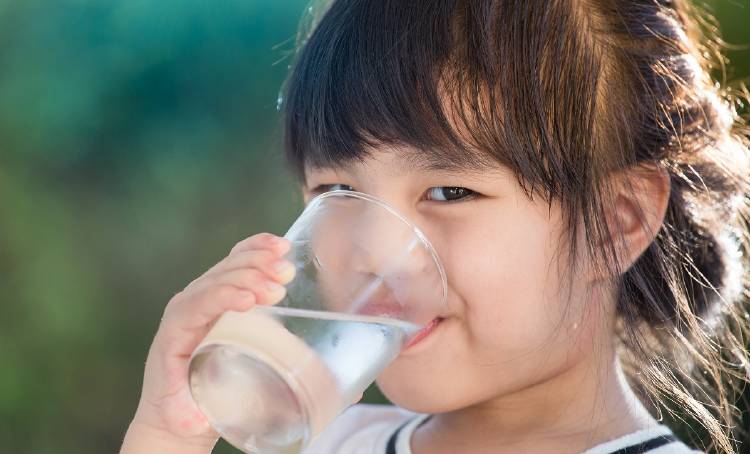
[[355, 283, 404, 318], [358, 298, 403, 318], [403, 317, 444, 350]]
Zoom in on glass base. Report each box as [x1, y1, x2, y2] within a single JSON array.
[[188, 343, 309, 454]]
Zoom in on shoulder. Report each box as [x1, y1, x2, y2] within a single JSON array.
[[302, 403, 419, 454], [582, 425, 704, 454]]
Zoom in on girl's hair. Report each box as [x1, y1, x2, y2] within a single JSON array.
[[278, 1, 750, 452]]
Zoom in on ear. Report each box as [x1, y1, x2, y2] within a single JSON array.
[[586, 163, 671, 281]]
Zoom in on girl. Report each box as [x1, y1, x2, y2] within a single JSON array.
[[121, 0, 750, 453]]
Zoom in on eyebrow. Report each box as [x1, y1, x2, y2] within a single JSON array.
[[314, 148, 500, 176], [302, 147, 510, 191], [401, 151, 498, 173]]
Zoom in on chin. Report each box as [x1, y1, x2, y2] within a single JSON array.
[[374, 377, 472, 414]]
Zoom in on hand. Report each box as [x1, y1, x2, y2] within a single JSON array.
[[121, 233, 296, 452]]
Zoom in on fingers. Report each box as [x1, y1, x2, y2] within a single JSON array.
[[229, 232, 291, 257], [157, 232, 296, 359], [204, 248, 296, 284], [170, 267, 290, 326], [186, 233, 295, 293], [211, 268, 290, 303], [187, 256, 295, 297], [160, 267, 293, 356], [159, 285, 257, 358]]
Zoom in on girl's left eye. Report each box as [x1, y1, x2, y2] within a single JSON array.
[[425, 186, 477, 202], [312, 184, 477, 203]]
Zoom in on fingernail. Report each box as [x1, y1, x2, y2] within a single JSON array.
[[265, 281, 285, 292], [272, 259, 291, 274], [269, 235, 283, 244]]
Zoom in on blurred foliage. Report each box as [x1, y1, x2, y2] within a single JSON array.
[[0, 1, 747, 453]]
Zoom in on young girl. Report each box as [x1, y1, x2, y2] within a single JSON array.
[[120, 0, 750, 453]]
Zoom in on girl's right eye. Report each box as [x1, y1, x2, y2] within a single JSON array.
[[328, 184, 355, 192], [312, 184, 355, 193]]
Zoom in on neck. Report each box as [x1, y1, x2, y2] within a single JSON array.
[[412, 349, 657, 454]]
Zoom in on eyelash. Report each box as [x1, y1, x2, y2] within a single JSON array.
[[310, 184, 479, 203]]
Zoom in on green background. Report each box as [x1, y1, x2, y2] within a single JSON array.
[[0, 1, 748, 452]]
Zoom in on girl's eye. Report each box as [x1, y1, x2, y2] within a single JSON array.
[[425, 186, 477, 202], [329, 183, 355, 192], [315, 183, 355, 192]]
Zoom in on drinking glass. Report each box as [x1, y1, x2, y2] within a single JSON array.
[[188, 189, 448, 453]]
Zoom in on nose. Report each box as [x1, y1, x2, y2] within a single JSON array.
[[306, 192, 416, 275], [347, 195, 425, 276], [306, 190, 447, 324], [344, 198, 445, 321]]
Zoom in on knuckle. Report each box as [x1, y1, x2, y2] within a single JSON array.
[[235, 268, 264, 285], [183, 276, 203, 291], [168, 289, 184, 303], [260, 232, 276, 241], [163, 291, 184, 315], [212, 284, 239, 300], [235, 248, 273, 264], [256, 249, 281, 266], [229, 240, 248, 255], [230, 232, 274, 254], [161, 303, 175, 321], [251, 232, 275, 245]]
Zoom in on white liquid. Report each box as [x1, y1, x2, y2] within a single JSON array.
[[189, 306, 418, 454]]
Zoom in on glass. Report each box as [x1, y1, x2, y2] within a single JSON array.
[[187, 190, 448, 453]]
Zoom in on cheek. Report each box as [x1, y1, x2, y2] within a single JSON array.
[[377, 198, 608, 413], [443, 199, 573, 350]]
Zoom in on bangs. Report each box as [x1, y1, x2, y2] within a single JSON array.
[[280, 0, 604, 201], [280, 0, 497, 183]]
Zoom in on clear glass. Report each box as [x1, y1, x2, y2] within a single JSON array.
[[187, 190, 448, 453]]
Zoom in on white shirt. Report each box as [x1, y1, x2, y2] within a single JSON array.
[[303, 404, 703, 454]]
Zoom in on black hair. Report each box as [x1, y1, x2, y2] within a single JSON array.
[[279, 1, 750, 452]]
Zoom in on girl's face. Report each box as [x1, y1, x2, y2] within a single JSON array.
[[302, 145, 611, 414]]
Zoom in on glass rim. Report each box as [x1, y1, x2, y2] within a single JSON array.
[[307, 189, 448, 307]]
